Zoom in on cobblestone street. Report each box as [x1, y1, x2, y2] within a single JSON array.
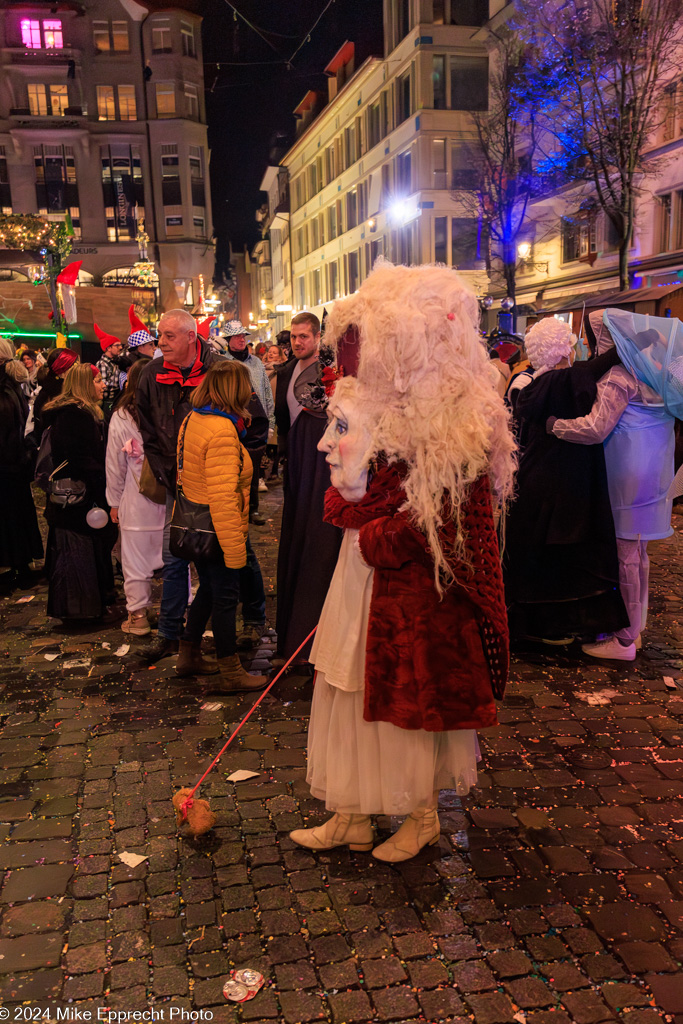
[[1, 483, 683, 1022]]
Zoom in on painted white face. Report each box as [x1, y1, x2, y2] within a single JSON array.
[[318, 391, 373, 502]]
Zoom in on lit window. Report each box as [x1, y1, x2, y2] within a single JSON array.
[[50, 85, 69, 116], [97, 85, 116, 120], [156, 83, 176, 117], [118, 85, 136, 120], [193, 216, 205, 235], [28, 84, 48, 116], [152, 21, 171, 53], [112, 21, 129, 51], [93, 21, 110, 51], [43, 20, 63, 48], [21, 19, 41, 48], [184, 82, 198, 120], [181, 21, 196, 57]]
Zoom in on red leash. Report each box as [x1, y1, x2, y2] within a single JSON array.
[[180, 626, 318, 821]]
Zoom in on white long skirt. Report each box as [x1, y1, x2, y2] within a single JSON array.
[[306, 671, 479, 816]]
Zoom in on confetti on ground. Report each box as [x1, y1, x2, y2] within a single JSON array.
[[573, 688, 619, 705], [118, 852, 148, 868], [227, 769, 260, 782]]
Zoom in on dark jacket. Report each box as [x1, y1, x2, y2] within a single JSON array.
[[0, 370, 31, 475], [136, 340, 222, 492], [31, 372, 62, 446], [273, 359, 298, 446], [43, 403, 113, 537]]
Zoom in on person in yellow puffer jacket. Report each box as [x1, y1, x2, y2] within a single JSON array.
[[175, 361, 268, 692]]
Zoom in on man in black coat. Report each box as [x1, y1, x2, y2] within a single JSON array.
[[136, 309, 222, 662]]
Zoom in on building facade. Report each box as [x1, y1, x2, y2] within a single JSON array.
[[0, 0, 213, 315], [254, 0, 501, 325]]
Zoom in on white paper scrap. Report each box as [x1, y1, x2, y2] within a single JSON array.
[[201, 702, 223, 712], [118, 852, 148, 868], [15, 595, 35, 604], [101, 642, 111, 650], [63, 659, 91, 670], [227, 769, 260, 782], [44, 653, 60, 662], [115, 644, 130, 657], [664, 676, 678, 690]]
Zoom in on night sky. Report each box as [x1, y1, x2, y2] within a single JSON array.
[[201, 0, 384, 269]]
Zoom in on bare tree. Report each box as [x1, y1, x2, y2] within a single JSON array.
[[518, 0, 683, 291], [462, 28, 541, 315]]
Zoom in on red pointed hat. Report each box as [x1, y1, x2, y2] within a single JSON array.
[[94, 323, 121, 352], [128, 305, 148, 334], [196, 316, 214, 340], [56, 260, 83, 287]]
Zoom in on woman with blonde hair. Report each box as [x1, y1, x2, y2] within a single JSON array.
[[43, 362, 118, 620], [0, 340, 43, 589], [173, 360, 268, 692]]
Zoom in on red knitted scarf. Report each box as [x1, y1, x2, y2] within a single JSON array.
[[324, 462, 510, 699]]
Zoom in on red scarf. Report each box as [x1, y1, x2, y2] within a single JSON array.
[[157, 347, 205, 387]]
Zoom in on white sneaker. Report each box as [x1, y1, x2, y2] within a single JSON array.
[[581, 636, 636, 661], [258, 478, 268, 492]]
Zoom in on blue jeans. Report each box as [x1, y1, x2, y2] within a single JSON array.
[[240, 534, 266, 625], [184, 558, 240, 659], [159, 492, 191, 641]]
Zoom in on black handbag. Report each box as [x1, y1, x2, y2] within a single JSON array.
[[169, 415, 223, 563]]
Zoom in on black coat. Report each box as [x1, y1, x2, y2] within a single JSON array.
[[273, 359, 298, 449], [504, 349, 627, 639], [136, 340, 222, 492], [0, 370, 31, 475]]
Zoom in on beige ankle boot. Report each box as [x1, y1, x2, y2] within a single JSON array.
[[372, 793, 441, 863], [290, 812, 374, 852]]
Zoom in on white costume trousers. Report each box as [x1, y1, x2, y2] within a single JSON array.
[[121, 528, 163, 613], [615, 537, 649, 644]]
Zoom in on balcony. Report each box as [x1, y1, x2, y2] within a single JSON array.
[[8, 108, 85, 127]]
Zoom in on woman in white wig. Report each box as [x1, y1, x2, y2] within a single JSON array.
[[504, 316, 627, 645], [289, 260, 516, 862]]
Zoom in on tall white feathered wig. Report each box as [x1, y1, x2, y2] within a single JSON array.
[[324, 259, 517, 587], [525, 317, 577, 372]]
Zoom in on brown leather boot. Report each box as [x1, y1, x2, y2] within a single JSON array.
[[212, 655, 268, 693], [175, 639, 218, 677]]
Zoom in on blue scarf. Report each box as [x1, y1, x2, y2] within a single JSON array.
[[193, 404, 246, 438]]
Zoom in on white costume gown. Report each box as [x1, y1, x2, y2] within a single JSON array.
[[306, 528, 479, 815]]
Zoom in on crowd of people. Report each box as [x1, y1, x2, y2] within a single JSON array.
[[0, 260, 680, 860]]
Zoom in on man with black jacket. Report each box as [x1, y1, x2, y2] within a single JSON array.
[[136, 309, 222, 662]]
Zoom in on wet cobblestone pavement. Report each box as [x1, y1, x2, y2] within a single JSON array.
[[1, 483, 683, 1022]]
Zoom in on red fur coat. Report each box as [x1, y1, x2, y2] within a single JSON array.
[[323, 463, 508, 733]]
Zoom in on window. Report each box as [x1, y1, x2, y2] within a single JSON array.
[[347, 250, 360, 293], [433, 0, 446, 22], [161, 146, 181, 205], [184, 82, 199, 120], [451, 217, 484, 268], [396, 150, 412, 193], [344, 125, 356, 170], [391, 0, 410, 46], [312, 268, 322, 306], [156, 83, 176, 117], [327, 204, 337, 241], [152, 20, 171, 53], [118, 85, 136, 120], [663, 85, 676, 142], [21, 18, 63, 48], [657, 193, 672, 252], [181, 21, 196, 57], [43, 21, 63, 48], [433, 139, 447, 189], [358, 180, 368, 222], [325, 145, 336, 183], [112, 21, 129, 51], [451, 0, 489, 26], [296, 276, 306, 308], [310, 218, 319, 251], [93, 21, 110, 51], [451, 143, 480, 190], [190, 147, 205, 207], [450, 56, 488, 110], [561, 217, 581, 262], [50, 84, 68, 116], [347, 190, 358, 230], [368, 102, 381, 150], [193, 216, 205, 236], [97, 86, 116, 120], [101, 144, 144, 241], [28, 84, 48, 116], [0, 149, 11, 213], [397, 71, 412, 124], [432, 55, 446, 109], [308, 162, 318, 197], [328, 260, 339, 300], [166, 212, 183, 234], [34, 144, 79, 233], [435, 216, 448, 263], [380, 90, 390, 137]]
